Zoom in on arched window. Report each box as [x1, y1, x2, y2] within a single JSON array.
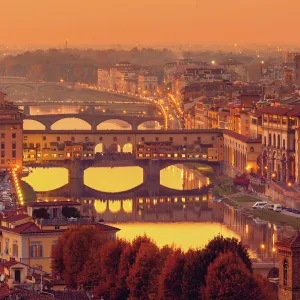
[[269, 133, 272, 146], [264, 136, 267, 145], [277, 135, 280, 148], [283, 259, 288, 286], [273, 134, 276, 147]]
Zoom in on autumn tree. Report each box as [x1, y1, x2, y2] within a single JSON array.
[[204, 252, 262, 300], [51, 227, 80, 279], [95, 239, 128, 299], [126, 242, 162, 300], [114, 235, 153, 300], [62, 227, 95, 288], [181, 249, 206, 299], [158, 249, 185, 300]]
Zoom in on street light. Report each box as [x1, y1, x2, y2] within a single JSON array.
[[261, 244, 265, 261]]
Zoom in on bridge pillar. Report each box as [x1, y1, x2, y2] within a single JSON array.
[[68, 178, 85, 198], [143, 160, 161, 196], [66, 160, 85, 180], [88, 106, 95, 113], [211, 163, 222, 175], [23, 105, 30, 115]]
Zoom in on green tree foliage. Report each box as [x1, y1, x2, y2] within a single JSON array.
[[62, 206, 80, 218], [204, 252, 262, 300], [32, 208, 50, 219], [158, 250, 185, 300]]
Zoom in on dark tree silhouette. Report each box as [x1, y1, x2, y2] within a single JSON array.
[[32, 208, 50, 219], [204, 252, 262, 300], [158, 249, 185, 300]]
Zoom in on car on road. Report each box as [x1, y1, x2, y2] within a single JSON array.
[[252, 202, 268, 209], [273, 204, 283, 212]]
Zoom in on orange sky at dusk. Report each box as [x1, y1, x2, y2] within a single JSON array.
[[1, 0, 300, 46]]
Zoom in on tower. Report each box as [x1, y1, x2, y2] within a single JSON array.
[[276, 232, 300, 300]]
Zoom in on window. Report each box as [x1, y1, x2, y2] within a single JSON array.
[[155, 137, 159, 141], [197, 137, 201, 142], [12, 159, 16, 164], [12, 150, 16, 158], [283, 259, 288, 287], [57, 137, 60, 142], [52, 240, 57, 250], [250, 147, 254, 152], [127, 137, 131, 142], [12, 242, 18, 257], [141, 137, 145, 142], [12, 142, 16, 149], [269, 133, 272, 146], [71, 136, 75, 142], [55, 226, 60, 230], [85, 137, 89, 141], [1, 142, 4, 150], [24, 136, 27, 141], [1, 133, 4, 139], [7, 159, 10, 164], [4, 238, 9, 255], [264, 136, 266, 145], [211, 136, 215, 141], [113, 137, 117, 142], [12, 133, 16, 139], [184, 137, 187, 142], [30, 244, 43, 258], [36, 143, 41, 149], [169, 137, 173, 142], [273, 134, 276, 147], [99, 137, 102, 141], [277, 135, 280, 148], [1, 151, 4, 158], [283, 139, 286, 149], [0, 159, 4, 164]]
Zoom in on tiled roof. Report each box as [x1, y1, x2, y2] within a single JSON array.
[[276, 232, 300, 249], [96, 223, 120, 232], [3, 214, 30, 223], [223, 129, 262, 143], [260, 106, 294, 116], [29, 201, 80, 207]]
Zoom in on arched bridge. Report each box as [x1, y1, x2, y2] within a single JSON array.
[[24, 113, 164, 130]]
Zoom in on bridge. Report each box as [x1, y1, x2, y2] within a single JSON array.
[[24, 113, 164, 130], [23, 129, 224, 154], [25, 156, 219, 198]]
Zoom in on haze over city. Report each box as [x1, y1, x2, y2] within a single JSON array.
[[1, 0, 300, 46]]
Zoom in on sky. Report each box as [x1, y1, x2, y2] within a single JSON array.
[[1, 0, 300, 46]]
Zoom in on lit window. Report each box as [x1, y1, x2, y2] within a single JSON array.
[[30, 244, 43, 258]]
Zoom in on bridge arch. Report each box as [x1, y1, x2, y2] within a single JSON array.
[[107, 143, 122, 153], [123, 143, 133, 153], [51, 117, 92, 130], [4, 84, 35, 93], [97, 119, 132, 130], [94, 200, 107, 214], [95, 143, 105, 154], [138, 120, 162, 130], [23, 119, 46, 130]]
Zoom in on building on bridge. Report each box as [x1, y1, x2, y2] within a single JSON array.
[[0, 92, 23, 169]]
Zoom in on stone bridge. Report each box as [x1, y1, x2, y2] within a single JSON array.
[[24, 113, 164, 130]]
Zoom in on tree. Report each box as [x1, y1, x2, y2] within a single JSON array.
[[114, 235, 153, 300], [95, 239, 128, 299], [158, 250, 185, 300], [51, 227, 79, 279], [62, 227, 95, 288], [62, 206, 80, 218], [254, 274, 278, 300], [181, 249, 206, 300], [203, 236, 252, 272], [204, 252, 262, 300], [126, 242, 161, 300], [32, 208, 50, 219]]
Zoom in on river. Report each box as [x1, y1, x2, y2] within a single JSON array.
[[21, 118, 295, 259]]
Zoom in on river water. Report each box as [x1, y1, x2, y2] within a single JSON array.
[[22, 118, 295, 259]]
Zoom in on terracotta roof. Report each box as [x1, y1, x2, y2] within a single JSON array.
[[29, 201, 80, 207], [96, 223, 120, 232], [223, 129, 262, 144], [276, 232, 300, 249], [260, 106, 294, 116], [3, 214, 30, 223]]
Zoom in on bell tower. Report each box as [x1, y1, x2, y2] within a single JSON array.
[[276, 232, 300, 300]]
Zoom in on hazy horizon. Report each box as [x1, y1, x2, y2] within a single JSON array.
[[1, 0, 300, 47]]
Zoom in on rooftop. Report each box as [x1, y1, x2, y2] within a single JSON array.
[[276, 232, 300, 249]]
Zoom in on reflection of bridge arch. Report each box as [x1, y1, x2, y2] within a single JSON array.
[[4, 84, 35, 92], [94, 200, 107, 214], [97, 119, 132, 130], [51, 118, 92, 130], [39, 85, 68, 92], [23, 119, 46, 130]]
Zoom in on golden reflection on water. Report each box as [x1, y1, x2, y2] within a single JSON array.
[[84, 167, 144, 192], [22, 165, 205, 193], [22, 168, 68, 191], [111, 222, 240, 251]]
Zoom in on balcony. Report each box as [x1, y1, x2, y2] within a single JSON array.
[[36, 217, 95, 227]]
